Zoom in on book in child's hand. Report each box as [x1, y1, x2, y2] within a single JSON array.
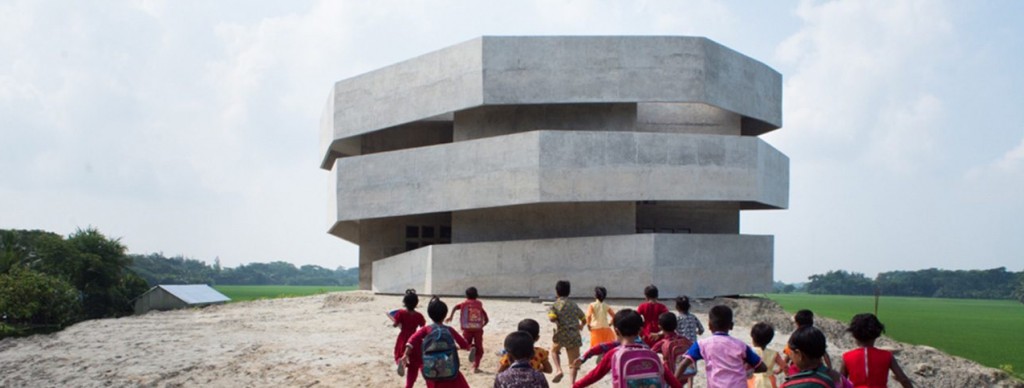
[[387, 309, 399, 322]]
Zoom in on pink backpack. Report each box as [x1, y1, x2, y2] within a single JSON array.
[[460, 301, 485, 330], [610, 344, 667, 388]]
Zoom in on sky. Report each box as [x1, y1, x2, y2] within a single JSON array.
[[1, 0, 1021, 283]]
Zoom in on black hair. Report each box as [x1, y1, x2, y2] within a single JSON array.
[[555, 280, 571, 297], [613, 309, 644, 337], [427, 296, 448, 323], [788, 326, 827, 359], [517, 318, 541, 340], [594, 286, 607, 302], [847, 313, 885, 343], [402, 289, 418, 310], [675, 296, 691, 313], [504, 331, 536, 360], [794, 309, 814, 327], [465, 286, 478, 300], [644, 284, 659, 299], [658, 312, 678, 333], [708, 305, 733, 331], [750, 322, 775, 349]]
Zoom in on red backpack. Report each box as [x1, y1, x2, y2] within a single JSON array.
[[460, 301, 485, 330], [610, 344, 667, 388], [661, 336, 694, 375]]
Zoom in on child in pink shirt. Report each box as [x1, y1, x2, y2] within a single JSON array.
[[674, 305, 767, 388]]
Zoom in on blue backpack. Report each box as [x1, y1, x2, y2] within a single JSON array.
[[421, 323, 459, 380]]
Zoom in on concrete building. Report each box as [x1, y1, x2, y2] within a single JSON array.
[[320, 36, 789, 298], [133, 285, 231, 314]]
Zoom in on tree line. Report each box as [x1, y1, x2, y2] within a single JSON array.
[[1, 227, 358, 339], [794, 268, 1024, 302], [129, 253, 358, 287]]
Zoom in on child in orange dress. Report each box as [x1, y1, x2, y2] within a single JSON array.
[[586, 286, 616, 350]]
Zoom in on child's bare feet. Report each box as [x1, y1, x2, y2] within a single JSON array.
[[552, 372, 564, 383], [473, 368, 483, 374]]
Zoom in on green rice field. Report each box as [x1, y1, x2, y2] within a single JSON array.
[[213, 285, 357, 302], [765, 293, 1024, 379]]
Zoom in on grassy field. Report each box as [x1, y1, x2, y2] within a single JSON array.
[[213, 285, 357, 302], [765, 293, 1024, 378]]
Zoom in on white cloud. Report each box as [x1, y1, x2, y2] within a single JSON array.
[[772, 0, 952, 173]]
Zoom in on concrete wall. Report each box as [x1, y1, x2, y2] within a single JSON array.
[[321, 36, 783, 170], [371, 248, 432, 294], [452, 202, 636, 243], [361, 121, 453, 155], [636, 103, 741, 136], [333, 130, 788, 222], [636, 201, 739, 234], [371, 233, 773, 298], [453, 104, 636, 142], [357, 213, 451, 289]]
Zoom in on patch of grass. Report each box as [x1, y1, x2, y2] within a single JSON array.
[[213, 285, 357, 302], [765, 293, 1024, 380]]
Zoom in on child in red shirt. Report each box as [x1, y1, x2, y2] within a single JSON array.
[[400, 296, 473, 388], [445, 286, 489, 373], [573, 309, 683, 388], [390, 289, 426, 388], [636, 284, 669, 346], [840, 313, 913, 388]]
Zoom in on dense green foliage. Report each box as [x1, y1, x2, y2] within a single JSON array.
[[0, 228, 148, 337], [805, 270, 875, 295], [1014, 273, 1024, 304], [804, 267, 1021, 300], [0, 267, 81, 328], [766, 293, 1024, 379], [213, 285, 357, 301], [129, 252, 359, 287]]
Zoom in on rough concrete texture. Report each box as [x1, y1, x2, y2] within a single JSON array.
[[333, 130, 788, 221], [320, 36, 781, 169], [323, 36, 789, 297], [371, 233, 773, 298]]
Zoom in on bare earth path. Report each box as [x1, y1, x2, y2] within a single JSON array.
[[0, 291, 1020, 387]]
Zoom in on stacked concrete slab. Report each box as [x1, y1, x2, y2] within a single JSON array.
[[320, 36, 789, 298]]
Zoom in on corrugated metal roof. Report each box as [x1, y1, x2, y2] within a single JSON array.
[[158, 285, 231, 305]]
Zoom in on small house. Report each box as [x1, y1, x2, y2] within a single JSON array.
[[133, 285, 231, 314]]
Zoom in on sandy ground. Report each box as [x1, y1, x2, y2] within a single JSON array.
[[0, 291, 1020, 388]]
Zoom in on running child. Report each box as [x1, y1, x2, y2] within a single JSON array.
[[585, 287, 616, 351], [840, 313, 913, 388], [391, 289, 426, 387], [498, 318, 552, 374], [637, 284, 669, 346], [674, 305, 767, 388], [781, 326, 842, 388], [783, 310, 832, 376], [748, 322, 786, 388], [651, 312, 696, 387], [674, 296, 704, 343], [494, 331, 550, 388], [548, 280, 586, 384], [572, 309, 683, 388], [400, 296, 473, 388], [446, 286, 489, 373]]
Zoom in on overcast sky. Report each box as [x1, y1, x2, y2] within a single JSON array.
[[1, 1, 1021, 282]]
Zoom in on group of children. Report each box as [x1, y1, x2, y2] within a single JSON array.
[[388, 282, 914, 388]]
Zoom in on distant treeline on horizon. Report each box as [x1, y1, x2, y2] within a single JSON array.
[[775, 267, 1023, 301], [129, 253, 359, 287]]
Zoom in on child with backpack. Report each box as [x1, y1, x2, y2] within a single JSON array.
[[637, 285, 670, 346], [674, 296, 704, 343], [391, 289, 426, 387], [572, 309, 683, 388], [399, 296, 472, 388], [494, 331, 550, 388], [781, 326, 842, 388], [748, 322, 786, 388], [498, 319, 553, 374], [674, 305, 767, 388], [651, 313, 695, 387], [840, 313, 914, 388], [445, 286, 489, 373], [783, 310, 832, 376], [548, 280, 586, 384]]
